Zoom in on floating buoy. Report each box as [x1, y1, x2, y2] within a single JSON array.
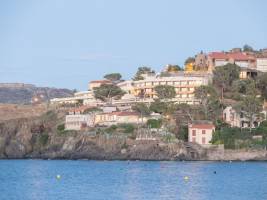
[[184, 176, 189, 181], [56, 175, 61, 180], [213, 171, 217, 174]]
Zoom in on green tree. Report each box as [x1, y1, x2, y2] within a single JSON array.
[[232, 79, 255, 94], [154, 85, 176, 101], [166, 64, 183, 72], [93, 84, 125, 104], [184, 57, 195, 65], [235, 94, 263, 132], [132, 103, 151, 123], [146, 119, 162, 129], [104, 73, 122, 82], [149, 100, 168, 115], [243, 44, 254, 52], [195, 85, 221, 120], [213, 63, 240, 99], [257, 72, 267, 101], [132, 66, 155, 81]]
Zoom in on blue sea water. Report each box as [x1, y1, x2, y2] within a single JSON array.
[[0, 160, 266, 200]]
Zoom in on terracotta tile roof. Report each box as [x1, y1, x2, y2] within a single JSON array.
[[189, 124, 215, 129], [209, 52, 255, 61], [208, 52, 226, 59]]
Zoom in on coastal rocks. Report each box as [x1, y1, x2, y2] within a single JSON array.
[[1, 113, 267, 161], [5, 140, 26, 158]]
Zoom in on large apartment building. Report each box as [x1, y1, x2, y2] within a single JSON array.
[[131, 72, 211, 104]]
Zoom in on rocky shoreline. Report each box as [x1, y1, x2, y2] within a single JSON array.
[[0, 113, 267, 161]]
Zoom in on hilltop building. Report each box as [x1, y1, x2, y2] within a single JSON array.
[[207, 51, 256, 69]]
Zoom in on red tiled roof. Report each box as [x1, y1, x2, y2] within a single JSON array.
[[208, 52, 227, 59], [208, 52, 254, 61], [190, 124, 215, 129]]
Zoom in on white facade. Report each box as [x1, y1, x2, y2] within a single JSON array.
[[132, 73, 211, 104], [117, 80, 134, 94], [65, 114, 95, 130], [188, 124, 215, 146], [214, 60, 228, 67], [235, 61, 249, 68], [256, 58, 267, 72], [223, 106, 265, 128]]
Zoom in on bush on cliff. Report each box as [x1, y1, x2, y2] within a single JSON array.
[[147, 119, 162, 129], [39, 133, 49, 146], [177, 125, 188, 141], [105, 123, 135, 134], [163, 134, 177, 143], [118, 123, 135, 133], [57, 124, 65, 132]]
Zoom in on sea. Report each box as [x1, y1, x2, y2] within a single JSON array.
[[0, 160, 266, 200]]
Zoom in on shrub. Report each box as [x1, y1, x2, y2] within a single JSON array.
[[39, 134, 49, 146], [211, 127, 264, 149], [118, 123, 135, 133], [147, 119, 162, 129], [57, 124, 65, 132], [177, 126, 188, 141], [105, 125, 117, 133], [163, 134, 176, 143]]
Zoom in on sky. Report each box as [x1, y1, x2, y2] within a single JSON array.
[[0, 0, 267, 90]]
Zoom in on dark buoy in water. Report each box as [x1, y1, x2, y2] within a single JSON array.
[[213, 171, 217, 174]]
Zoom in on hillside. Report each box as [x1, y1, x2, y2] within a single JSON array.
[[0, 83, 74, 104], [0, 104, 47, 122]]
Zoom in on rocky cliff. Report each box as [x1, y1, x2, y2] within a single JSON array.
[[0, 111, 267, 161]]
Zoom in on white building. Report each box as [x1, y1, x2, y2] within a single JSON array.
[[256, 58, 267, 72], [223, 106, 265, 128], [65, 114, 95, 130], [117, 80, 134, 94], [131, 73, 211, 104], [188, 121, 215, 146]]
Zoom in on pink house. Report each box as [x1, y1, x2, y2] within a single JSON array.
[[188, 122, 215, 146]]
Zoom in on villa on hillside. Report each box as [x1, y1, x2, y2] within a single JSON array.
[[223, 106, 266, 128]]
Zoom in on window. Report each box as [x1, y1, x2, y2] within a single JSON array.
[[192, 137, 196, 143], [192, 130, 196, 136], [202, 137, 206, 144], [202, 130, 206, 134]]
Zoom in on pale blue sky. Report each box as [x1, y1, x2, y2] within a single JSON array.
[[0, 0, 267, 90]]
